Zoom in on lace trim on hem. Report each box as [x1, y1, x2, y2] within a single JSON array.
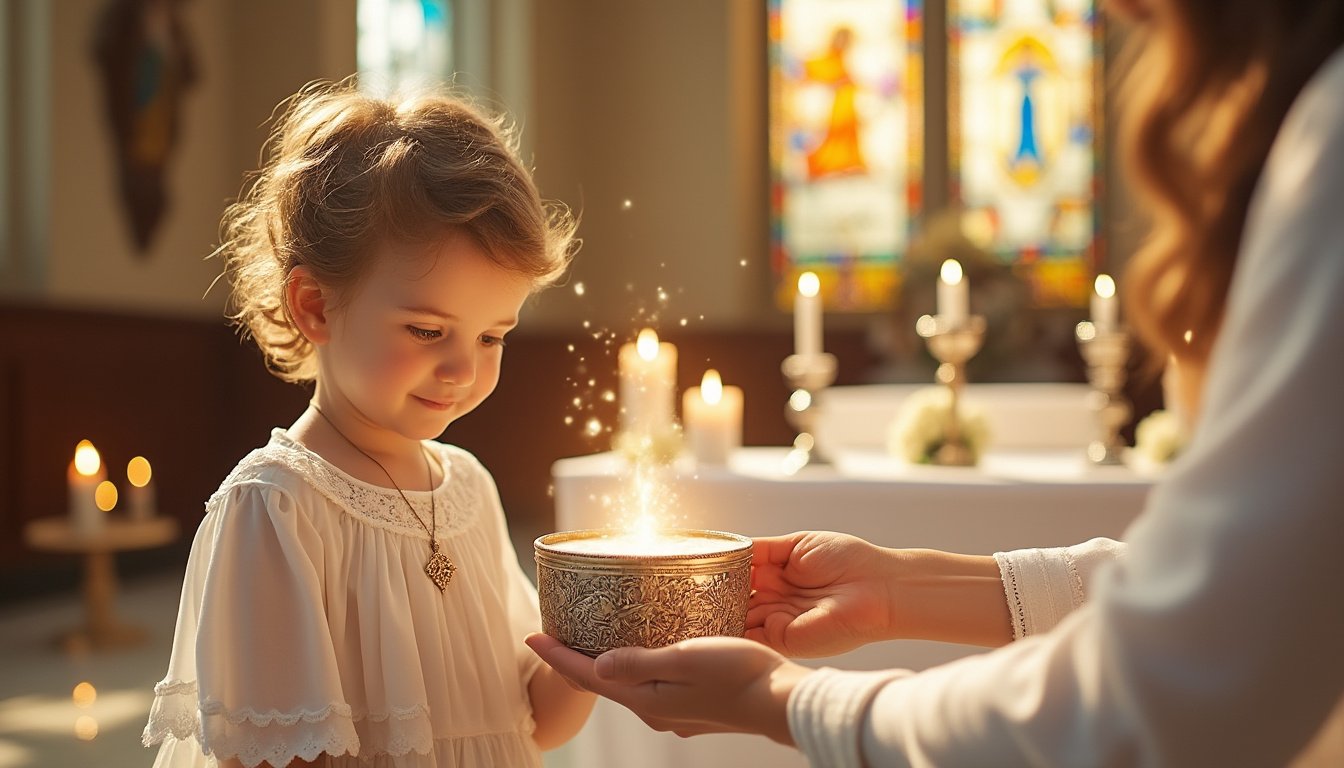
[[147, 680, 436, 728]]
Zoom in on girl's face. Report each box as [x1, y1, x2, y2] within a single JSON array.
[[318, 230, 533, 442]]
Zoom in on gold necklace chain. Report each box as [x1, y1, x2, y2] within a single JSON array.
[[310, 403, 456, 591]]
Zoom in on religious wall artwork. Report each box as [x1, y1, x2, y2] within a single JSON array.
[[93, 0, 197, 254], [769, 0, 923, 312], [949, 0, 1101, 307]]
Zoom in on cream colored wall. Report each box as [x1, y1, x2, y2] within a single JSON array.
[[35, 0, 355, 319], [523, 0, 775, 333]]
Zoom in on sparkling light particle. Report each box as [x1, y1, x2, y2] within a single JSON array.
[[74, 715, 98, 741], [739, 259, 748, 267], [679, 318, 688, 327], [585, 418, 602, 437], [574, 282, 586, 296], [601, 390, 615, 402], [621, 199, 633, 211]]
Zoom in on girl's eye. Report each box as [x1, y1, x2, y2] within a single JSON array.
[[480, 335, 506, 348], [407, 326, 441, 341]]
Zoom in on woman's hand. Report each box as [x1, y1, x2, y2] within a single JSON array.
[[748, 531, 901, 657], [524, 633, 812, 745]]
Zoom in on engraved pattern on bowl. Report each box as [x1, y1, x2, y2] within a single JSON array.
[[535, 530, 752, 657]]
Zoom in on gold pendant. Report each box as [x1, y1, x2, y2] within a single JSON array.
[[425, 548, 456, 592]]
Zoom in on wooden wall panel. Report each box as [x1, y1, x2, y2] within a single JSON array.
[[0, 305, 876, 600]]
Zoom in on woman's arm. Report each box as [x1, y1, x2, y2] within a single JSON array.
[[747, 532, 1012, 656], [528, 664, 596, 749]]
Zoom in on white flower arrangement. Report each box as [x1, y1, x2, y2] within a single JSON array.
[[886, 386, 990, 465], [1133, 409, 1187, 466]]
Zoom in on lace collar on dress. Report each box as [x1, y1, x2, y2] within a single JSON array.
[[215, 429, 480, 540]]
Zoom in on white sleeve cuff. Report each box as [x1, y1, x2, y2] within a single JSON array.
[[994, 537, 1125, 639], [788, 667, 911, 768]]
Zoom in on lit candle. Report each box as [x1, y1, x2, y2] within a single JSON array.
[[618, 328, 678, 438], [682, 369, 744, 465], [794, 272, 822, 358], [126, 456, 156, 520], [1092, 274, 1118, 333], [68, 440, 106, 536], [938, 259, 969, 326]]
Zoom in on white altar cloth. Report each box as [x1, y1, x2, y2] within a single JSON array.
[[546, 447, 1152, 768]]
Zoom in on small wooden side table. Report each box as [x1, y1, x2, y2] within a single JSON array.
[[23, 515, 180, 652]]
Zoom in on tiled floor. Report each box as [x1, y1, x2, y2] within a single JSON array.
[[0, 524, 575, 768]]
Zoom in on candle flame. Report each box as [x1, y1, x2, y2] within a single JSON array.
[[701, 369, 723, 405], [1095, 274, 1116, 299], [73, 682, 97, 708], [940, 259, 964, 285], [74, 715, 99, 741], [798, 271, 820, 298], [74, 440, 101, 477], [636, 328, 659, 361], [127, 456, 152, 487], [95, 481, 118, 512]]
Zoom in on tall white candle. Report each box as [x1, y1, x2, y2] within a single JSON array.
[[794, 272, 822, 357], [68, 440, 106, 536], [938, 259, 969, 326], [1092, 274, 1118, 333], [683, 369, 743, 465], [126, 456, 157, 520], [618, 328, 678, 437]]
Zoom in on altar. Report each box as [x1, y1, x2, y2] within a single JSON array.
[[550, 438, 1153, 768]]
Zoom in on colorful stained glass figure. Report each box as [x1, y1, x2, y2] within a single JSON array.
[[949, 0, 1101, 307], [357, 0, 454, 96], [769, 0, 923, 312]]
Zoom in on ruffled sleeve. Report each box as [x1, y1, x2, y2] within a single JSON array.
[[144, 481, 359, 768]]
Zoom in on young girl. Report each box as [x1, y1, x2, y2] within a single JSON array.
[[142, 82, 594, 767]]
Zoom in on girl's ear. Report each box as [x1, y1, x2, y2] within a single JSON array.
[[286, 266, 333, 345]]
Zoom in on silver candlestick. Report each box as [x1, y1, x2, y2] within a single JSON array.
[[781, 352, 838, 472], [916, 314, 986, 466], [1076, 322, 1131, 465]]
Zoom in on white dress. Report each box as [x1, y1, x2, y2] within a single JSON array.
[[142, 429, 544, 768], [788, 46, 1344, 767]]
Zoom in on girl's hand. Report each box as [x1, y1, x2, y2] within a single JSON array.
[[748, 531, 901, 658], [524, 633, 811, 745]]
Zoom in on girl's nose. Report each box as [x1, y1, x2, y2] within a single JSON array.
[[435, 346, 476, 386]]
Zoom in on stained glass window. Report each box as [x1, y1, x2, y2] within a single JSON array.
[[357, 0, 454, 96], [949, 0, 1101, 307], [769, 0, 923, 312]]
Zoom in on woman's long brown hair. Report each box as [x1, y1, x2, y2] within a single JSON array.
[[1118, 1, 1344, 370]]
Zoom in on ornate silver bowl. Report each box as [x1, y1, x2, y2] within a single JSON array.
[[535, 529, 753, 657]]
